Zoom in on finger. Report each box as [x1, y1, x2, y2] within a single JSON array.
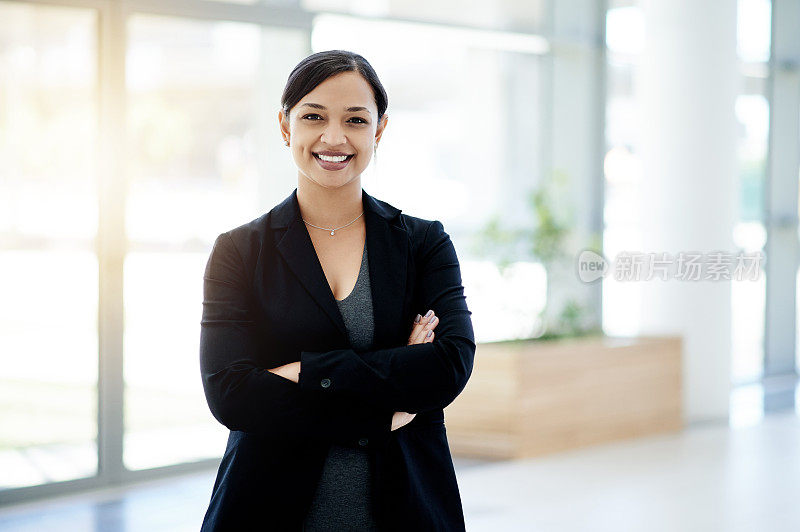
[[425, 315, 439, 330], [417, 309, 436, 330], [408, 310, 436, 344], [407, 314, 424, 345], [424, 330, 435, 343], [409, 320, 433, 344], [412, 315, 438, 344]]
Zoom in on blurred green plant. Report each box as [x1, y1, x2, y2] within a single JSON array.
[[471, 170, 603, 340]]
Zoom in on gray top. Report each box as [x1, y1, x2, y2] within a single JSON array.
[[303, 239, 379, 532]]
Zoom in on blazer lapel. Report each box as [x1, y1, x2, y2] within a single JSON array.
[[271, 188, 409, 349], [364, 192, 409, 350]]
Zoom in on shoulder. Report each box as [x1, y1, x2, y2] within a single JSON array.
[[366, 192, 437, 236], [222, 211, 270, 242], [370, 194, 452, 256], [397, 213, 453, 267], [207, 211, 270, 270], [398, 212, 434, 238], [400, 213, 447, 241]]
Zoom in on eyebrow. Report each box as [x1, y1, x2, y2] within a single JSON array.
[[299, 103, 371, 113]]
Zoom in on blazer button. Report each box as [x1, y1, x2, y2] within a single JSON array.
[[358, 438, 369, 447], [320, 378, 331, 389]]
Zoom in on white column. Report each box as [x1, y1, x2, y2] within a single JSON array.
[[637, 0, 739, 423]]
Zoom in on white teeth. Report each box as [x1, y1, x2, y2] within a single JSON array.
[[317, 153, 349, 163]]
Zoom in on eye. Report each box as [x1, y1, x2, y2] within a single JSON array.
[[349, 117, 368, 124], [302, 113, 323, 120]]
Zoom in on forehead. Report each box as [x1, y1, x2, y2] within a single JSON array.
[[297, 71, 376, 112]]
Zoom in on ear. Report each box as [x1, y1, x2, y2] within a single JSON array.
[[278, 109, 290, 140], [374, 113, 388, 146]]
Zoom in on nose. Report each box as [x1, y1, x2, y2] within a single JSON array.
[[320, 121, 347, 146]]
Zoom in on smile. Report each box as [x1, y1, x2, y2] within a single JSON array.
[[313, 152, 354, 170]]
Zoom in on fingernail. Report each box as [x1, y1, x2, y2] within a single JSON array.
[[414, 314, 421, 323], [424, 309, 433, 318], [426, 330, 433, 338]]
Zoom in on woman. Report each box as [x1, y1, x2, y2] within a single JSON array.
[[199, 50, 476, 531]]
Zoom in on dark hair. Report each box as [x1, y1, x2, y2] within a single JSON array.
[[281, 50, 388, 122]]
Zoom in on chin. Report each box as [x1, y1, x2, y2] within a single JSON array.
[[308, 172, 355, 187]]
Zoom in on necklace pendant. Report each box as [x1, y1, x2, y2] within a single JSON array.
[[330, 230, 335, 236]]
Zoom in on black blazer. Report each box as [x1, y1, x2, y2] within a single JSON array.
[[199, 187, 476, 531]]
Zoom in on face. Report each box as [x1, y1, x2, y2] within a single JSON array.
[[279, 71, 388, 189]]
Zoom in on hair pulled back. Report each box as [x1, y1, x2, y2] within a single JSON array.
[[281, 50, 388, 121]]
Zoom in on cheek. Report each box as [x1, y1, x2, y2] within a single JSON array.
[[290, 144, 309, 163], [353, 144, 371, 161], [356, 135, 376, 153], [290, 132, 313, 155]]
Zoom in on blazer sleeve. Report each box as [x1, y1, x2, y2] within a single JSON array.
[[298, 220, 476, 414], [199, 232, 394, 448]]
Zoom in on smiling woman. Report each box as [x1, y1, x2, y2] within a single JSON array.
[[199, 50, 475, 531], [278, 56, 388, 189]]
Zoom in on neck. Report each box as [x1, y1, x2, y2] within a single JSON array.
[[297, 178, 364, 228]]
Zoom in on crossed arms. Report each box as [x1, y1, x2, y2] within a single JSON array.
[[199, 220, 476, 448]]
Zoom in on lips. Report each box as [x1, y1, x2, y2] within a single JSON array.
[[313, 152, 354, 171], [315, 150, 352, 155]]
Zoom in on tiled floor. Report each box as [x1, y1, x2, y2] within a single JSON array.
[[1, 411, 799, 531]]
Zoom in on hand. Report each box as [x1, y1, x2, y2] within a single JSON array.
[[391, 411, 417, 431], [268, 361, 301, 383], [391, 310, 439, 431], [407, 309, 438, 345]]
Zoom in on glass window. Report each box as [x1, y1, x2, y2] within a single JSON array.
[[123, 14, 309, 470], [303, 0, 547, 34], [0, 2, 99, 488]]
